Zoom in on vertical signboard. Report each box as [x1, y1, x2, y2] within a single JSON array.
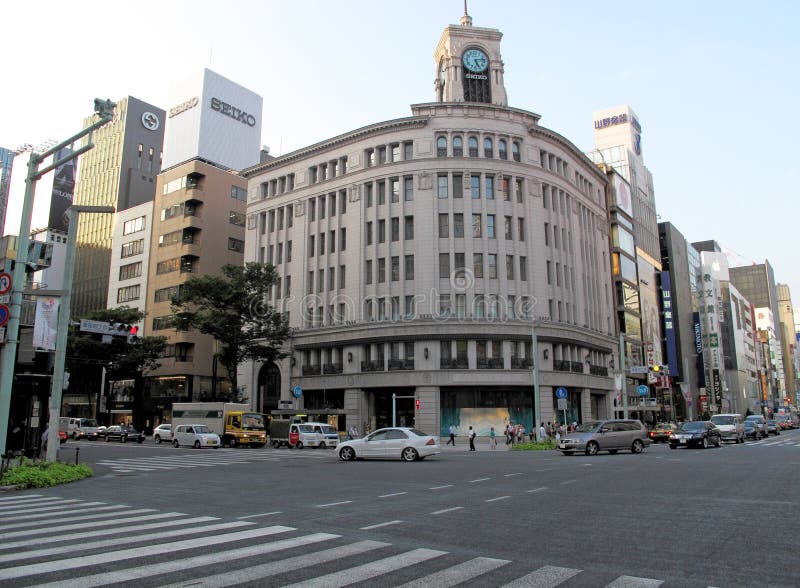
[[693, 312, 706, 388], [33, 296, 59, 350], [49, 147, 76, 233], [660, 271, 679, 377], [711, 369, 722, 407]]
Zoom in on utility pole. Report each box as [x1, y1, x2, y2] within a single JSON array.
[[0, 99, 115, 457]]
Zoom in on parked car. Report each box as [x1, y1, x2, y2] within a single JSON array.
[[104, 425, 145, 443], [337, 427, 440, 461], [558, 419, 650, 456], [743, 420, 759, 441], [669, 421, 722, 449], [153, 423, 173, 444], [649, 423, 678, 443], [766, 420, 780, 436], [710, 414, 745, 444], [745, 415, 768, 439], [172, 424, 220, 449]]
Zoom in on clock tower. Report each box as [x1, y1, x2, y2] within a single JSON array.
[[434, 6, 507, 106]]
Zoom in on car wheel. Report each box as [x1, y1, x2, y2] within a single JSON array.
[[319, 442, 326, 449], [631, 439, 644, 454], [702, 437, 708, 449], [339, 447, 355, 461], [402, 447, 419, 461], [561, 451, 574, 456], [585, 441, 599, 456], [121, 435, 127, 443], [194, 440, 201, 449], [296, 441, 303, 449], [173, 439, 180, 448], [228, 438, 237, 448], [608, 449, 618, 454], [272, 440, 281, 449], [669, 444, 677, 450], [155, 435, 161, 444]]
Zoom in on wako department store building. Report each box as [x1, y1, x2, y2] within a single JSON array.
[[241, 13, 618, 436]]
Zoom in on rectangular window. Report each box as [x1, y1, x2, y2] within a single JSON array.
[[547, 260, 552, 284], [439, 295, 451, 317], [154, 259, 178, 275], [329, 230, 336, 253], [404, 141, 413, 160], [137, 143, 142, 169], [485, 175, 494, 199], [504, 216, 513, 240], [319, 232, 325, 255], [365, 183, 373, 207], [486, 215, 495, 238], [391, 217, 400, 241], [473, 253, 483, 278], [378, 219, 386, 243], [544, 223, 550, 246], [285, 275, 291, 297], [366, 221, 373, 245], [328, 267, 335, 291], [154, 285, 181, 303], [122, 216, 146, 235], [454, 252, 465, 271], [472, 214, 482, 238], [365, 260, 373, 285], [404, 295, 415, 319], [506, 255, 514, 280], [438, 213, 449, 238], [120, 239, 144, 258], [391, 256, 400, 281], [307, 271, 314, 294], [377, 181, 386, 204], [340, 227, 346, 251], [277, 208, 284, 230], [308, 199, 316, 221], [502, 177, 511, 201], [268, 210, 275, 232], [378, 258, 386, 283], [286, 240, 292, 262], [470, 174, 480, 198], [437, 174, 448, 199], [391, 143, 401, 162], [117, 284, 140, 303], [228, 238, 245, 253], [515, 178, 523, 202], [404, 215, 414, 240], [391, 178, 400, 203], [456, 295, 466, 318], [518, 218, 525, 241], [454, 214, 464, 238], [488, 254, 497, 279], [405, 255, 414, 280], [453, 174, 463, 198], [231, 185, 247, 201], [308, 235, 315, 256], [404, 176, 413, 201], [520, 256, 528, 281], [152, 316, 173, 331], [319, 195, 326, 219], [287, 205, 293, 227], [317, 269, 324, 293], [339, 190, 347, 214], [439, 253, 450, 278]]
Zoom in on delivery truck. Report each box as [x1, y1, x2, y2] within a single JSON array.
[[171, 402, 266, 448]]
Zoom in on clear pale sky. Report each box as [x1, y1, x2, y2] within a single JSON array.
[[3, 0, 799, 305]]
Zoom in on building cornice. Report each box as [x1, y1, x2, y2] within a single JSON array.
[[530, 126, 609, 184]]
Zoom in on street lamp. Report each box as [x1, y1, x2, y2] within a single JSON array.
[[0, 100, 115, 458]]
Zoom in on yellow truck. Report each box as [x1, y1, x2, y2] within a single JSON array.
[[171, 402, 266, 448]]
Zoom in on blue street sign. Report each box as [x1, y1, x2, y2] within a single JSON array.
[[292, 385, 303, 399], [555, 387, 568, 399], [637, 385, 649, 396]]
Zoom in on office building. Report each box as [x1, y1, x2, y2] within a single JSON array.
[[0, 147, 14, 237], [776, 284, 797, 401]]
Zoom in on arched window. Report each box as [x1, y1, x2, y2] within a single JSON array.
[[498, 139, 507, 160], [512, 141, 521, 162], [468, 136, 479, 157], [453, 136, 463, 157], [436, 136, 447, 157], [483, 137, 493, 158]]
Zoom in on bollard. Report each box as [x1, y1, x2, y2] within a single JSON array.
[[74, 446, 80, 465]]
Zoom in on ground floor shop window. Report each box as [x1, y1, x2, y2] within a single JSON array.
[[440, 386, 533, 437]]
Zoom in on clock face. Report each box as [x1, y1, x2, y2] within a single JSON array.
[[462, 48, 488, 73]]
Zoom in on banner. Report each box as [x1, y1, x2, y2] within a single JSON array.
[[33, 296, 59, 350]]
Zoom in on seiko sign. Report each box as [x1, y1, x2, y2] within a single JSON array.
[[465, 73, 488, 80], [210, 97, 257, 127], [168, 97, 199, 118]]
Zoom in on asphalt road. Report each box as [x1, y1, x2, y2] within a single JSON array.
[[2, 430, 799, 587]]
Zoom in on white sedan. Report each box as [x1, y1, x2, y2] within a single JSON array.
[[173, 424, 220, 449], [338, 427, 440, 461]]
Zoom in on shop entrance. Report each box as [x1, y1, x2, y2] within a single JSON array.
[[365, 387, 416, 432]]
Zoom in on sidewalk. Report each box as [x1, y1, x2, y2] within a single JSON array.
[[439, 437, 511, 451]]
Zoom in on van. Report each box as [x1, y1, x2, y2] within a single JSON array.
[[75, 418, 100, 440], [558, 419, 650, 456], [59, 417, 81, 439], [745, 415, 768, 439], [710, 413, 745, 444], [270, 421, 339, 449]]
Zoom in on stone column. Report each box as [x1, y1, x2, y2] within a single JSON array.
[[539, 385, 554, 431], [344, 388, 365, 435], [581, 388, 592, 422], [415, 386, 441, 437]]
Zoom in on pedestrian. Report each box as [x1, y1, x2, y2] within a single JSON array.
[[40, 425, 50, 458], [468, 426, 476, 451], [538, 422, 546, 442], [489, 426, 496, 449], [447, 423, 456, 446], [506, 423, 513, 445]]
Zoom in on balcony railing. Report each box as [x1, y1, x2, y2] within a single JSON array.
[[510, 356, 533, 369], [388, 359, 414, 371], [361, 360, 384, 372], [440, 358, 469, 369], [590, 365, 609, 376], [553, 360, 570, 372], [570, 361, 585, 373], [487, 357, 504, 369], [301, 365, 321, 376], [323, 363, 343, 375]]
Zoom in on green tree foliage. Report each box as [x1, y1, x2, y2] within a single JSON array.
[[171, 263, 290, 395]]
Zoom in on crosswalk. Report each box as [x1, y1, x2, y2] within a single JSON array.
[[95, 447, 330, 473], [0, 493, 719, 587], [742, 438, 800, 448]]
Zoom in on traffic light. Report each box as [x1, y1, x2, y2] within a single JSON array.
[[415, 399, 421, 410], [651, 364, 662, 374]]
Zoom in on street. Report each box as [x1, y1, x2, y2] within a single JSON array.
[[2, 430, 799, 587]]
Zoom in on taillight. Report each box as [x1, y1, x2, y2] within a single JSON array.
[[426, 438, 436, 446]]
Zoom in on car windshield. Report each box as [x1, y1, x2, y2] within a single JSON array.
[[242, 413, 265, 430], [746, 416, 762, 422], [82, 419, 98, 427], [298, 425, 315, 433], [194, 425, 212, 433], [711, 416, 734, 425], [574, 422, 600, 433], [320, 425, 337, 435], [680, 422, 706, 432]]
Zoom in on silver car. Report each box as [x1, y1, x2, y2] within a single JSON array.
[[558, 419, 650, 456]]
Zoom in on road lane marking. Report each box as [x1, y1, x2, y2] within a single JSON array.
[[0, 509, 166, 536], [604, 575, 663, 587], [469, 477, 490, 483], [432, 506, 464, 515], [0, 494, 44, 502], [360, 520, 403, 530], [499, 565, 582, 587], [526, 487, 547, 493], [504, 472, 523, 477], [0, 504, 133, 526], [236, 511, 282, 519], [0, 501, 105, 516], [315, 500, 352, 508], [378, 492, 407, 498], [429, 485, 453, 490], [395, 556, 510, 588], [485, 496, 511, 503], [282, 548, 447, 588]]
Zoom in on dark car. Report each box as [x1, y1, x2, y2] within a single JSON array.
[[669, 421, 722, 449], [743, 420, 759, 441], [104, 425, 145, 444], [649, 423, 677, 443], [766, 420, 780, 436]]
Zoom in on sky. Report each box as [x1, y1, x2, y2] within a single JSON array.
[[3, 0, 799, 304]]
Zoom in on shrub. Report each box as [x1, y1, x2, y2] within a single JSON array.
[[0, 460, 93, 489], [511, 439, 557, 451]]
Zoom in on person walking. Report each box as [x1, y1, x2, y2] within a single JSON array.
[[538, 422, 546, 442], [447, 424, 456, 446], [489, 426, 497, 449], [468, 426, 476, 451]]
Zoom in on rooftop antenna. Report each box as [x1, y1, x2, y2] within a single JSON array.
[[460, 0, 472, 26]]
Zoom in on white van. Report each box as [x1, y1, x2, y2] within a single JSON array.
[[270, 421, 340, 448], [710, 413, 745, 443], [59, 417, 81, 439]]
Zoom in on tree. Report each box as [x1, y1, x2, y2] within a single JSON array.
[[66, 306, 167, 428], [171, 263, 290, 397]]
